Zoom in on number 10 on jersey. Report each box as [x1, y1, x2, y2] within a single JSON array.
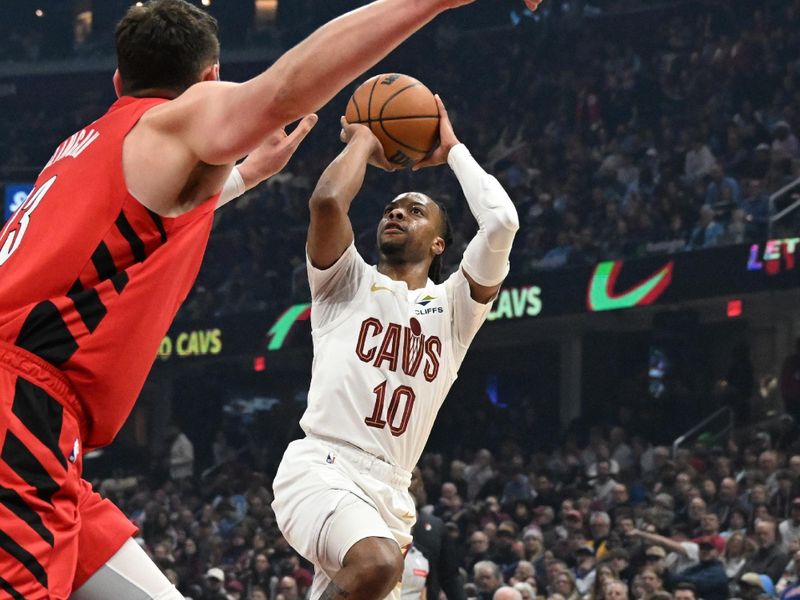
[[364, 381, 416, 437]]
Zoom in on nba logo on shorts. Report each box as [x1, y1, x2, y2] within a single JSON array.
[[69, 438, 79, 463], [326, 451, 335, 464]]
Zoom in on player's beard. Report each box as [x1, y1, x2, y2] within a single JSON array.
[[379, 236, 405, 257]]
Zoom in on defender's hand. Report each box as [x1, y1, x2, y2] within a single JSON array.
[[238, 114, 318, 188], [412, 95, 460, 171], [340, 117, 397, 172]]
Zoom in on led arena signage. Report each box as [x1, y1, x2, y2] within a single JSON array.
[[586, 260, 674, 312], [266, 303, 311, 351], [256, 241, 800, 353], [487, 285, 542, 321], [748, 237, 799, 275], [158, 328, 222, 360]]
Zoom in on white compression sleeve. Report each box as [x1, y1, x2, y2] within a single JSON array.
[[218, 166, 246, 206], [69, 538, 183, 600], [448, 144, 519, 287]]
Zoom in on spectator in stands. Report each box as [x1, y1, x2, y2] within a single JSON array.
[[590, 512, 613, 559], [202, 567, 228, 600], [413, 510, 467, 600], [551, 569, 580, 600], [715, 477, 741, 529], [686, 205, 724, 249], [706, 163, 742, 213], [685, 133, 717, 184], [249, 586, 268, 600], [738, 571, 777, 600], [779, 499, 800, 553], [492, 586, 522, 600], [673, 582, 698, 600], [723, 532, 755, 582], [741, 179, 770, 236], [724, 208, 749, 245], [639, 566, 665, 599], [672, 536, 729, 600], [574, 545, 598, 596], [742, 519, 790, 585], [467, 532, 492, 573], [592, 462, 619, 509], [723, 508, 751, 540], [276, 576, 299, 600], [511, 581, 536, 600], [474, 561, 503, 600], [772, 122, 800, 160], [467, 450, 497, 501], [605, 579, 629, 599], [587, 562, 616, 600], [243, 553, 274, 599], [777, 549, 800, 598], [167, 425, 195, 482]]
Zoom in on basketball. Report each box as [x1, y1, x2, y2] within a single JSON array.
[[345, 73, 440, 168]]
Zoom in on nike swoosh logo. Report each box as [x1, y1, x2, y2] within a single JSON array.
[[587, 260, 674, 311], [371, 283, 393, 293]]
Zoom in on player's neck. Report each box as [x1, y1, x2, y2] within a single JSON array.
[[376, 260, 430, 290], [123, 88, 180, 100]]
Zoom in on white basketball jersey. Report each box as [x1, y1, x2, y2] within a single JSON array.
[[299, 244, 491, 472]]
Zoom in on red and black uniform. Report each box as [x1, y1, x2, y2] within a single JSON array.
[[0, 96, 218, 598]]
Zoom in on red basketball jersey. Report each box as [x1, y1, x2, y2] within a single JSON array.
[[0, 96, 217, 449]]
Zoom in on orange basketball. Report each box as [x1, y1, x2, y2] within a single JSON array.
[[345, 73, 440, 168]]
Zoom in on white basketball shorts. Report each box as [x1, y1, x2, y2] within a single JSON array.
[[272, 436, 415, 600]]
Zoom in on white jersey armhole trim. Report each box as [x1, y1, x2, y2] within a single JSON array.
[[308, 244, 371, 338]]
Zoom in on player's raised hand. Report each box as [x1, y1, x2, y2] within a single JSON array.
[[237, 114, 318, 188], [340, 117, 397, 172], [412, 95, 460, 171], [524, 0, 544, 11]]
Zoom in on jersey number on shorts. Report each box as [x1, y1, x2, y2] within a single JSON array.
[[364, 380, 415, 437], [0, 176, 57, 266]]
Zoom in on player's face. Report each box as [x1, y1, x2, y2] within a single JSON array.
[[377, 193, 444, 262]]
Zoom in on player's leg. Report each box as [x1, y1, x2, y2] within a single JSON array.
[[71, 478, 138, 591], [0, 352, 84, 599], [308, 492, 406, 600], [69, 477, 182, 599], [70, 537, 183, 600], [272, 439, 410, 600], [317, 536, 404, 600]]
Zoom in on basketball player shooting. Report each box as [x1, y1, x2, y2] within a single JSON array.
[[0, 0, 476, 598], [271, 96, 519, 600]]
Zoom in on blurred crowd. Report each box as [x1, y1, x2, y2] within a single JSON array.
[[2, 2, 800, 322], [186, 0, 800, 319], [98, 410, 800, 600]]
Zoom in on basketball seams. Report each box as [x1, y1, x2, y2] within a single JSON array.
[[379, 118, 439, 154], [377, 83, 438, 155], [347, 116, 439, 123], [366, 75, 381, 125], [348, 73, 439, 164], [348, 94, 362, 123]]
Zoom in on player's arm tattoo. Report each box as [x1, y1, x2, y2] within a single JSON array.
[[320, 581, 350, 600]]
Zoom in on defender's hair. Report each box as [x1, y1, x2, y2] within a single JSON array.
[[116, 0, 219, 96]]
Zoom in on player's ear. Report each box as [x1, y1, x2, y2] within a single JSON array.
[[200, 63, 220, 83], [431, 235, 445, 257], [112, 69, 123, 98]]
